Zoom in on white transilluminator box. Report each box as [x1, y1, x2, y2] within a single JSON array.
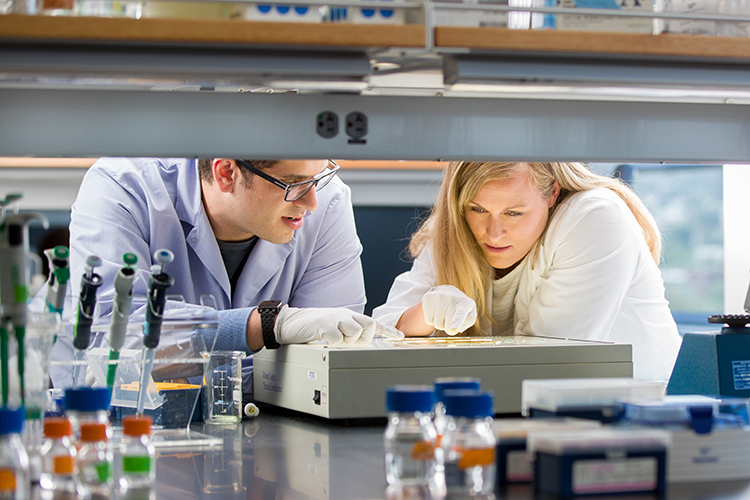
[[254, 335, 633, 419]]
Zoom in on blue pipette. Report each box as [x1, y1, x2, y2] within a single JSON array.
[[73, 255, 103, 388], [136, 249, 174, 415], [106, 253, 138, 388], [44, 245, 71, 317]]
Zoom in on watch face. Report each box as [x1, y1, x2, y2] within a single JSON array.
[[260, 300, 282, 311]]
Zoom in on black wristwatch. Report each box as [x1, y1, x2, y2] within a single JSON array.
[[258, 300, 282, 349]]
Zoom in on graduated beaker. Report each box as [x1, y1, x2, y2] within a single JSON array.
[[202, 351, 245, 424]]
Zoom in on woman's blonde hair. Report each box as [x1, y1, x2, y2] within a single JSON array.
[[410, 161, 661, 334]]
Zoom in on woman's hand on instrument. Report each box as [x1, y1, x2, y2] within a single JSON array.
[[421, 285, 477, 336]]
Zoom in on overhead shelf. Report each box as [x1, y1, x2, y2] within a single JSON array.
[[3, 14, 750, 94], [0, 14, 426, 47], [2, 14, 750, 59], [435, 27, 750, 59]]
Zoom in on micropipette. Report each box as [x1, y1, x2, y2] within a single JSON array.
[[136, 249, 174, 415], [106, 253, 138, 389], [44, 245, 71, 317], [73, 255, 103, 388], [0, 194, 22, 221], [0, 212, 49, 406], [0, 194, 19, 406]]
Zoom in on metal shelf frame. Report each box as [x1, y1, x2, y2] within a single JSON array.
[[2, 87, 749, 162], [1, 15, 749, 162]]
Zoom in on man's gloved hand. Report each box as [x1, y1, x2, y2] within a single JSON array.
[[274, 306, 404, 346], [422, 285, 477, 336]]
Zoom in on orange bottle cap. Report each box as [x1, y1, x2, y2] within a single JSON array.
[[0, 469, 16, 491], [80, 422, 108, 442], [43, 417, 72, 438], [122, 415, 152, 437]]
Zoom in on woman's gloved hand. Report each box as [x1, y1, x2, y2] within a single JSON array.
[[275, 305, 404, 345], [422, 285, 477, 336]]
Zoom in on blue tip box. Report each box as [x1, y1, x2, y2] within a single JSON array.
[[528, 428, 670, 497]]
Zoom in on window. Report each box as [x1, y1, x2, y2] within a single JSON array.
[[604, 163, 724, 329]]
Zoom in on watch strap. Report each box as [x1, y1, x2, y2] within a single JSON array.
[[259, 300, 282, 349]]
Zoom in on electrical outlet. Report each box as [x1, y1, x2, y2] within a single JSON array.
[[316, 111, 338, 138], [345, 112, 368, 139]]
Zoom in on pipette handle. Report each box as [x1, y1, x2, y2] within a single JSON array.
[[144, 272, 174, 349], [0, 212, 49, 321], [143, 249, 174, 349], [73, 256, 103, 351], [44, 246, 70, 315], [109, 253, 138, 352], [106, 254, 138, 388], [0, 224, 27, 325]]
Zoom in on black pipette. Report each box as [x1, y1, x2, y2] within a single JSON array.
[[73, 255, 103, 387], [136, 249, 174, 415]]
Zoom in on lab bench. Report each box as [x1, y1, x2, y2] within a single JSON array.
[[105, 406, 750, 500]]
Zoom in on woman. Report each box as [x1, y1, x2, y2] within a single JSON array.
[[373, 161, 682, 381]]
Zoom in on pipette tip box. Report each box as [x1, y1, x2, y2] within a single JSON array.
[[521, 378, 665, 423], [528, 428, 670, 497]]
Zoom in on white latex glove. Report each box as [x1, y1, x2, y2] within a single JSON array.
[[422, 285, 477, 336], [274, 306, 404, 346]]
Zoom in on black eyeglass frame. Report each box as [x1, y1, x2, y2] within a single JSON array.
[[235, 159, 340, 202]]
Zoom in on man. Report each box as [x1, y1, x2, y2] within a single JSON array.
[[52, 157, 400, 388]]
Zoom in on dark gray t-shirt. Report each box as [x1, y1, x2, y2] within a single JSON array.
[[217, 237, 258, 297]]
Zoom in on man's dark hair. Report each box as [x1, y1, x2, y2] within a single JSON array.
[[198, 159, 278, 184]]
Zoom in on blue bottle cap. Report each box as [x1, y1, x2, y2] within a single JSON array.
[[442, 389, 494, 418], [386, 385, 436, 413], [0, 407, 25, 435], [434, 377, 481, 403], [64, 387, 112, 412]]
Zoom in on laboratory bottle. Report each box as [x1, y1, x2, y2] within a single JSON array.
[[39, 417, 77, 494], [118, 415, 155, 492], [383, 385, 437, 487], [76, 422, 113, 498], [433, 377, 481, 441], [0, 407, 30, 500], [39, 0, 74, 15], [63, 387, 111, 444], [440, 389, 496, 496]]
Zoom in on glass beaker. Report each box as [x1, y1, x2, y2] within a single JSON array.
[[202, 351, 245, 425]]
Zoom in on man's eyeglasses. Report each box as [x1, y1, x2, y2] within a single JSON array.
[[235, 159, 340, 202]]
